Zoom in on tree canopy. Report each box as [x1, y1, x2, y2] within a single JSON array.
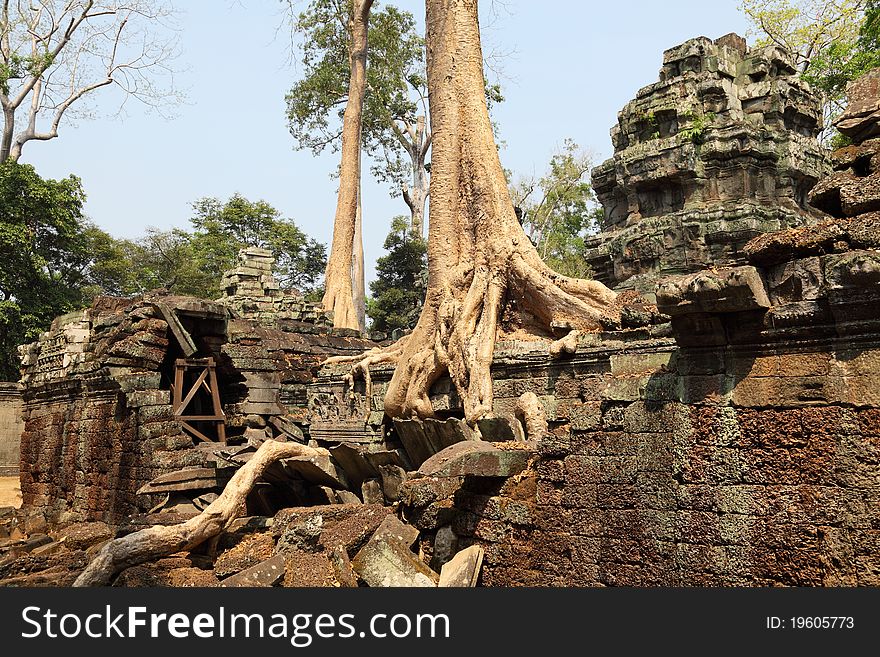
[[509, 140, 601, 279], [93, 195, 328, 301], [366, 215, 427, 333], [0, 161, 92, 379], [285, 0, 425, 190], [740, 0, 880, 138]]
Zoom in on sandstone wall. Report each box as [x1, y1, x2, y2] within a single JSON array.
[[313, 243, 880, 586], [0, 383, 23, 477], [17, 290, 377, 525]]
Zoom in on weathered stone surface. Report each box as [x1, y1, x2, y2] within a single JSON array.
[[585, 34, 828, 290], [214, 532, 276, 578], [327, 546, 359, 587], [370, 515, 420, 549], [361, 479, 384, 505], [439, 545, 484, 587], [656, 266, 770, 316], [52, 522, 113, 551], [351, 517, 437, 588], [330, 443, 379, 490], [220, 553, 286, 587], [378, 464, 408, 503], [418, 442, 535, 479], [477, 416, 525, 442], [279, 453, 348, 490], [137, 468, 231, 495], [393, 417, 476, 467], [432, 526, 459, 570], [834, 68, 880, 142], [281, 549, 338, 587]]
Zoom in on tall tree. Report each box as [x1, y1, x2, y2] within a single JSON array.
[[740, 0, 880, 135], [289, 0, 373, 331], [339, 0, 618, 424], [510, 139, 602, 279], [286, 2, 429, 237], [0, 0, 180, 164]]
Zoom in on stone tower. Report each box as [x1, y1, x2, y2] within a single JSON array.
[[585, 33, 830, 292]]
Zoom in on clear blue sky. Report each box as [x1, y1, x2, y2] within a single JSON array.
[[23, 0, 750, 286]]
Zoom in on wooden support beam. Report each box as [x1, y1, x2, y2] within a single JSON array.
[[156, 303, 198, 357]]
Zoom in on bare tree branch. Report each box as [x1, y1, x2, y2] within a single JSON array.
[[0, 0, 182, 163]]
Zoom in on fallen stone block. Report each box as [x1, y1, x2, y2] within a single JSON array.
[[328, 546, 359, 588], [330, 443, 380, 490], [336, 490, 362, 505], [317, 505, 396, 555], [351, 520, 438, 588], [309, 486, 340, 505], [214, 532, 276, 578], [282, 549, 338, 587], [363, 449, 412, 473], [279, 453, 349, 489], [361, 479, 385, 505], [52, 522, 113, 551], [418, 441, 535, 479], [656, 266, 770, 316], [477, 416, 525, 442], [370, 515, 419, 549], [378, 464, 408, 503], [220, 553, 286, 587], [439, 545, 484, 587], [269, 415, 306, 442], [393, 418, 477, 468], [399, 476, 463, 508], [432, 526, 459, 570], [137, 467, 232, 495]]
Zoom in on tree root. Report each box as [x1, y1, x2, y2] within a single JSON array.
[[515, 392, 548, 440], [73, 440, 328, 587], [549, 330, 580, 358]]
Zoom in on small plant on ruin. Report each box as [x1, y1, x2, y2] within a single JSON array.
[[679, 111, 716, 144]]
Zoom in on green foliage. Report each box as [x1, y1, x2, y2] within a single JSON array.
[[741, 0, 880, 135], [187, 194, 326, 297], [91, 196, 327, 300], [509, 140, 600, 279], [0, 162, 91, 379], [366, 216, 427, 333], [285, 0, 425, 188], [679, 111, 716, 144], [639, 111, 660, 139]]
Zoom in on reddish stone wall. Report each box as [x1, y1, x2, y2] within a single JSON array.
[[450, 340, 880, 586]]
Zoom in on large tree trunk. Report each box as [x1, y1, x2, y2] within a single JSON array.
[[74, 440, 327, 587], [353, 180, 366, 331], [322, 0, 373, 331], [373, 0, 618, 423]]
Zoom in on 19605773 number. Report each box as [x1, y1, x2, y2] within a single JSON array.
[[767, 617, 855, 630]]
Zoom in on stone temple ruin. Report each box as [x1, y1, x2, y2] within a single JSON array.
[[2, 35, 880, 588], [585, 34, 829, 294]]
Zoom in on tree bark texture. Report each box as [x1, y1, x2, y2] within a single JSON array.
[[353, 180, 366, 331], [402, 115, 431, 237], [322, 0, 374, 330], [374, 0, 618, 423], [73, 440, 327, 587]]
